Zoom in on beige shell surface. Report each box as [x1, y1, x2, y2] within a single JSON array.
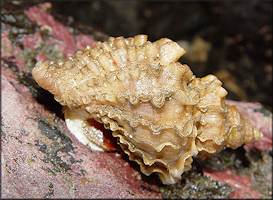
[[32, 35, 262, 184]]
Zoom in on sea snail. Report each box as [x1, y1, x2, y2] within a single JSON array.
[[32, 35, 262, 184]]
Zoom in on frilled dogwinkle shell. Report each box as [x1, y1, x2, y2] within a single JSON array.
[[32, 35, 262, 184]]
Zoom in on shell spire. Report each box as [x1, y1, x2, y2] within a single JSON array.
[[32, 34, 262, 184]]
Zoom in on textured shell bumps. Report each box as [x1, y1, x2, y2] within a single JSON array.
[[32, 35, 262, 184]]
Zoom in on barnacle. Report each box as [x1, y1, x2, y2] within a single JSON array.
[[32, 35, 262, 184]]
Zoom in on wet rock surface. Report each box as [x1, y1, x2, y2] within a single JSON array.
[[159, 168, 234, 199], [1, 2, 272, 199]]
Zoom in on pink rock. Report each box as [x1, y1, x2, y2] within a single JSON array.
[[1, 31, 26, 71], [21, 32, 43, 50], [24, 6, 76, 57], [76, 34, 96, 49], [36, 53, 48, 62], [204, 169, 262, 198]]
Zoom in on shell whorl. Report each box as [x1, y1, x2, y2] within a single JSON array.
[[32, 35, 262, 184], [32, 35, 193, 108]]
